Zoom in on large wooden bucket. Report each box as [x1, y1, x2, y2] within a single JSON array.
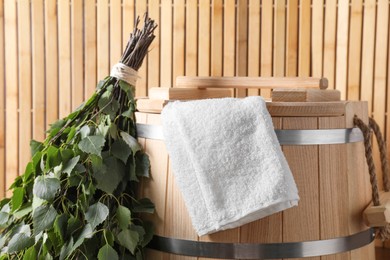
[[136, 97, 375, 260]]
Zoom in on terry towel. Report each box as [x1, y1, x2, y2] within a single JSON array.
[[161, 96, 299, 236]]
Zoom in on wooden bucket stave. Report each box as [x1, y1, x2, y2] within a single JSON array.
[[136, 100, 375, 260]]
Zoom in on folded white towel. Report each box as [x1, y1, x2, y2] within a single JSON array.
[[161, 96, 299, 236]]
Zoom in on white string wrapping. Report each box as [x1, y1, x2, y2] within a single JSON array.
[[110, 63, 140, 86]]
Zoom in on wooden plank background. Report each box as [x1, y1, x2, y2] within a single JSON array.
[[1, 0, 390, 244]]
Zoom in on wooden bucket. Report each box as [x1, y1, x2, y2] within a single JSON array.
[[136, 85, 375, 259]]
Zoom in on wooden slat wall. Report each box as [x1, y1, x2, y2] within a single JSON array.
[[2, 0, 390, 234]]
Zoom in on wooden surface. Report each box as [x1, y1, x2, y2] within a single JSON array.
[[136, 99, 348, 117], [58, 0, 71, 118], [18, 0, 32, 170], [4, 0, 19, 197], [364, 191, 390, 227], [272, 89, 341, 102], [282, 117, 320, 260], [32, 0, 45, 142], [247, 0, 260, 97], [377, 247, 390, 259], [176, 77, 328, 89], [323, 0, 337, 89], [148, 87, 232, 100], [0, 1, 4, 197]]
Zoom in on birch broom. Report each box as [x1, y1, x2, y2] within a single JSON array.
[[0, 15, 157, 260]]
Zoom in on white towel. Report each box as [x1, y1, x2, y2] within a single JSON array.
[[161, 96, 299, 236]]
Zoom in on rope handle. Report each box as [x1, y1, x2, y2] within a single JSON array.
[[354, 116, 390, 240]]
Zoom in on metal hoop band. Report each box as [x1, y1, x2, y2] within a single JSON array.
[[136, 123, 364, 145], [148, 228, 375, 259]]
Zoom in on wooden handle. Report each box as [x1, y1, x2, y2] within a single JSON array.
[[363, 191, 390, 227], [176, 76, 328, 90]]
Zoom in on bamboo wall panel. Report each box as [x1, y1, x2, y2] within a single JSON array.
[[247, 0, 260, 96], [2, 3, 390, 250], [4, 0, 18, 197], [223, 0, 235, 77], [286, 0, 298, 77], [0, 1, 5, 198], [18, 0, 32, 171], [32, 0, 45, 142], [323, 0, 337, 89], [347, 0, 363, 101]]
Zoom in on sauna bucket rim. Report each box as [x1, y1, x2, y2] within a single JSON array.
[[136, 123, 364, 145], [147, 228, 375, 259]]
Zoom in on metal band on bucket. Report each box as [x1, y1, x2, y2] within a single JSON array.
[[148, 228, 375, 259], [136, 123, 364, 145]]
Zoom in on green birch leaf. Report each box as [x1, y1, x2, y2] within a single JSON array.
[[18, 224, 32, 236], [33, 176, 61, 201], [32, 196, 45, 211], [60, 149, 74, 163], [68, 173, 82, 187], [30, 140, 43, 157], [49, 119, 66, 130], [79, 125, 91, 139], [7, 233, 34, 253], [85, 202, 109, 230], [66, 217, 82, 237], [66, 126, 77, 143], [97, 244, 118, 260], [120, 131, 141, 154], [133, 198, 155, 214], [90, 154, 103, 171], [136, 251, 143, 260], [72, 224, 93, 251], [97, 116, 111, 137], [54, 214, 68, 243], [121, 108, 133, 118], [78, 135, 106, 157], [131, 225, 145, 244], [117, 229, 139, 254], [33, 205, 58, 235], [13, 203, 32, 219], [0, 199, 10, 211], [11, 187, 24, 212], [74, 163, 86, 173], [59, 237, 74, 260], [9, 176, 23, 189], [23, 246, 37, 260], [32, 151, 42, 172], [41, 253, 54, 260], [47, 231, 62, 256], [119, 80, 135, 100], [141, 222, 155, 247], [53, 164, 63, 178], [135, 153, 150, 177], [62, 156, 80, 175], [0, 212, 9, 227], [23, 162, 34, 183], [45, 146, 61, 170], [94, 157, 124, 194], [109, 123, 118, 140], [103, 230, 115, 246], [98, 91, 111, 110], [128, 155, 137, 182], [116, 205, 131, 230], [96, 80, 106, 90], [111, 139, 132, 164]]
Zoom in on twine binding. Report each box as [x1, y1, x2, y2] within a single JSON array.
[[354, 116, 390, 240], [110, 63, 140, 86]]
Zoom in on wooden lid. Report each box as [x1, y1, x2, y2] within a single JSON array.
[[136, 98, 358, 117]]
